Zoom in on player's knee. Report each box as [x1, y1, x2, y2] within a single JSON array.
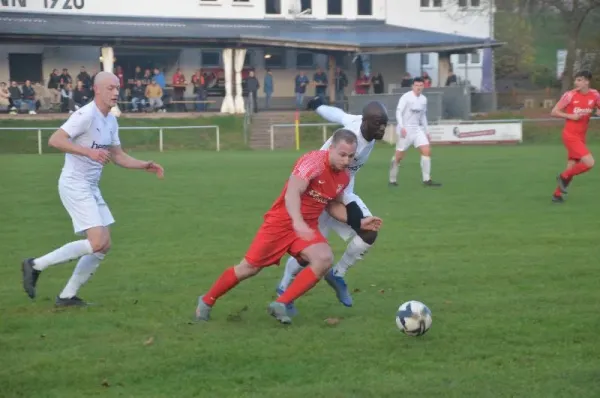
[[583, 156, 595, 168], [234, 260, 261, 280], [89, 235, 110, 253], [313, 250, 334, 268], [420, 146, 431, 156], [358, 230, 378, 245]]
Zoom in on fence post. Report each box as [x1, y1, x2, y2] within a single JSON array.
[[322, 125, 327, 143], [37, 129, 42, 155], [216, 126, 220, 152], [270, 125, 275, 151], [159, 128, 164, 152]]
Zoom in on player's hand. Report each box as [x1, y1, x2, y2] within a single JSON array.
[[570, 114, 581, 121], [360, 216, 382, 232], [145, 161, 164, 179], [87, 148, 111, 164], [401, 128, 407, 138], [293, 220, 315, 241]]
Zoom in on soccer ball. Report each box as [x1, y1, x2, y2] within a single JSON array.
[[396, 300, 432, 336]]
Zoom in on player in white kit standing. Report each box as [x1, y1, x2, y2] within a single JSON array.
[[276, 97, 389, 315], [21, 71, 164, 307], [389, 77, 442, 187]]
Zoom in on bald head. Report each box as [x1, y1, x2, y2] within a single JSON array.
[[94, 71, 118, 87], [93, 71, 120, 113], [360, 101, 389, 141]]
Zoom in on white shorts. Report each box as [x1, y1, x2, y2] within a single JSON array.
[[318, 194, 371, 242], [58, 178, 115, 235], [396, 129, 429, 152]]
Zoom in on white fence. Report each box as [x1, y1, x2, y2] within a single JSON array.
[[0, 125, 221, 154]]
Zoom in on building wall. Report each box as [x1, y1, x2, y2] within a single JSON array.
[[0, 44, 407, 98], [388, 0, 492, 91], [0, 44, 101, 85], [1, 0, 386, 20]]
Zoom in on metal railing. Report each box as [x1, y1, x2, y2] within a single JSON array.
[[0, 125, 221, 154], [269, 123, 340, 151]]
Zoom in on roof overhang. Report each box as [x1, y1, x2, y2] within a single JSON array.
[[0, 13, 503, 54]]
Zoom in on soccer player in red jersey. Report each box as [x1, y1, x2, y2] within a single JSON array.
[[195, 129, 382, 325], [551, 70, 600, 203]]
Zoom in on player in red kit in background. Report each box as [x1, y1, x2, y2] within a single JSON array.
[[551, 70, 600, 203], [194, 129, 382, 325]]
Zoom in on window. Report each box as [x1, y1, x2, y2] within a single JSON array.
[[328, 0, 342, 15], [457, 54, 467, 64], [470, 52, 480, 64], [421, 53, 430, 66], [201, 51, 221, 67], [357, 0, 372, 15], [301, 0, 311, 11], [296, 52, 315, 68], [458, 0, 480, 6], [421, 0, 442, 7], [265, 0, 281, 14], [264, 49, 285, 68]]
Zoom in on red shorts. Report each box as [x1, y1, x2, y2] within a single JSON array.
[[563, 133, 590, 161], [244, 221, 327, 267]]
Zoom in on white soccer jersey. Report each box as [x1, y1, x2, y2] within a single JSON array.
[[59, 102, 120, 185], [318, 106, 375, 204], [396, 91, 428, 133]]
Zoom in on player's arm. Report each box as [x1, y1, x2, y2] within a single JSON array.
[[284, 175, 310, 226], [420, 99, 429, 133], [396, 95, 407, 134], [551, 92, 578, 120], [326, 200, 382, 232], [48, 129, 95, 158], [109, 146, 164, 177], [307, 96, 352, 125]]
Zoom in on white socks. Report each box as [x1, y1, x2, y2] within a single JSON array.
[[278, 257, 304, 292], [33, 240, 94, 271], [421, 156, 431, 182], [389, 156, 400, 183], [333, 235, 372, 277], [59, 253, 104, 299]]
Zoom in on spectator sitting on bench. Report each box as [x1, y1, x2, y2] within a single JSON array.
[[22, 81, 38, 114], [145, 79, 164, 112], [72, 80, 90, 109], [0, 82, 16, 114], [61, 82, 75, 113], [131, 80, 147, 112]]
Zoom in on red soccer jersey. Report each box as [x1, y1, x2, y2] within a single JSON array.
[[265, 150, 350, 226], [556, 89, 600, 138]]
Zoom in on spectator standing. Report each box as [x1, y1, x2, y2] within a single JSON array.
[[263, 69, 274, 109]]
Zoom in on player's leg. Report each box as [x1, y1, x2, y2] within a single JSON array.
[[55, 225, 112, 307], [275, 211, 333, 315], [416, 132, 442, 186], [22, 185, 109, 299], [553, 159, 577, 201], [196, 225, 290, 321], [324, 197, 375, 306], [389, 133, 410, 185], [270, 241, 334, 324], [554, 138, 594, 201]]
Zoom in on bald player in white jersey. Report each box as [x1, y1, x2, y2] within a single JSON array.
[[389, 77, 441, 187], [276, 97, 389, 315], [21, 71, 164, 307]]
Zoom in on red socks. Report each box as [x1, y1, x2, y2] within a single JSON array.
[[276, 267, 320, 305], [202, 267, 239, 306], [561, 163, 591, 180]]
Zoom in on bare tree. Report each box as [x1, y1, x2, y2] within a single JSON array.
[[541, 0, 600, 91]]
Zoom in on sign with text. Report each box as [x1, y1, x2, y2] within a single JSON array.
[[428, 123, 522, 144], [0, 0, 263, 18]]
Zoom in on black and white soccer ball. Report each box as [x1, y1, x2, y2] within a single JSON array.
[[396, 300, 432, 336]]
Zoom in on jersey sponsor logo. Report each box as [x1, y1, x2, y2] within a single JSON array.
[[336, 184, 345, 193], [91, 141, 111, 150], [307, 189, 332, 204], [573, 107, 594, 115]]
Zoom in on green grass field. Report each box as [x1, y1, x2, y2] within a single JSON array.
[[1, 143, 600, 397]]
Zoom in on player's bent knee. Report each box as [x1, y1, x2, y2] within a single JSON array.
[[234, 259, 262, 280], [358, 230, 378, 245], [419, 145, 431, 156], [583, 155, 595, 167]]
